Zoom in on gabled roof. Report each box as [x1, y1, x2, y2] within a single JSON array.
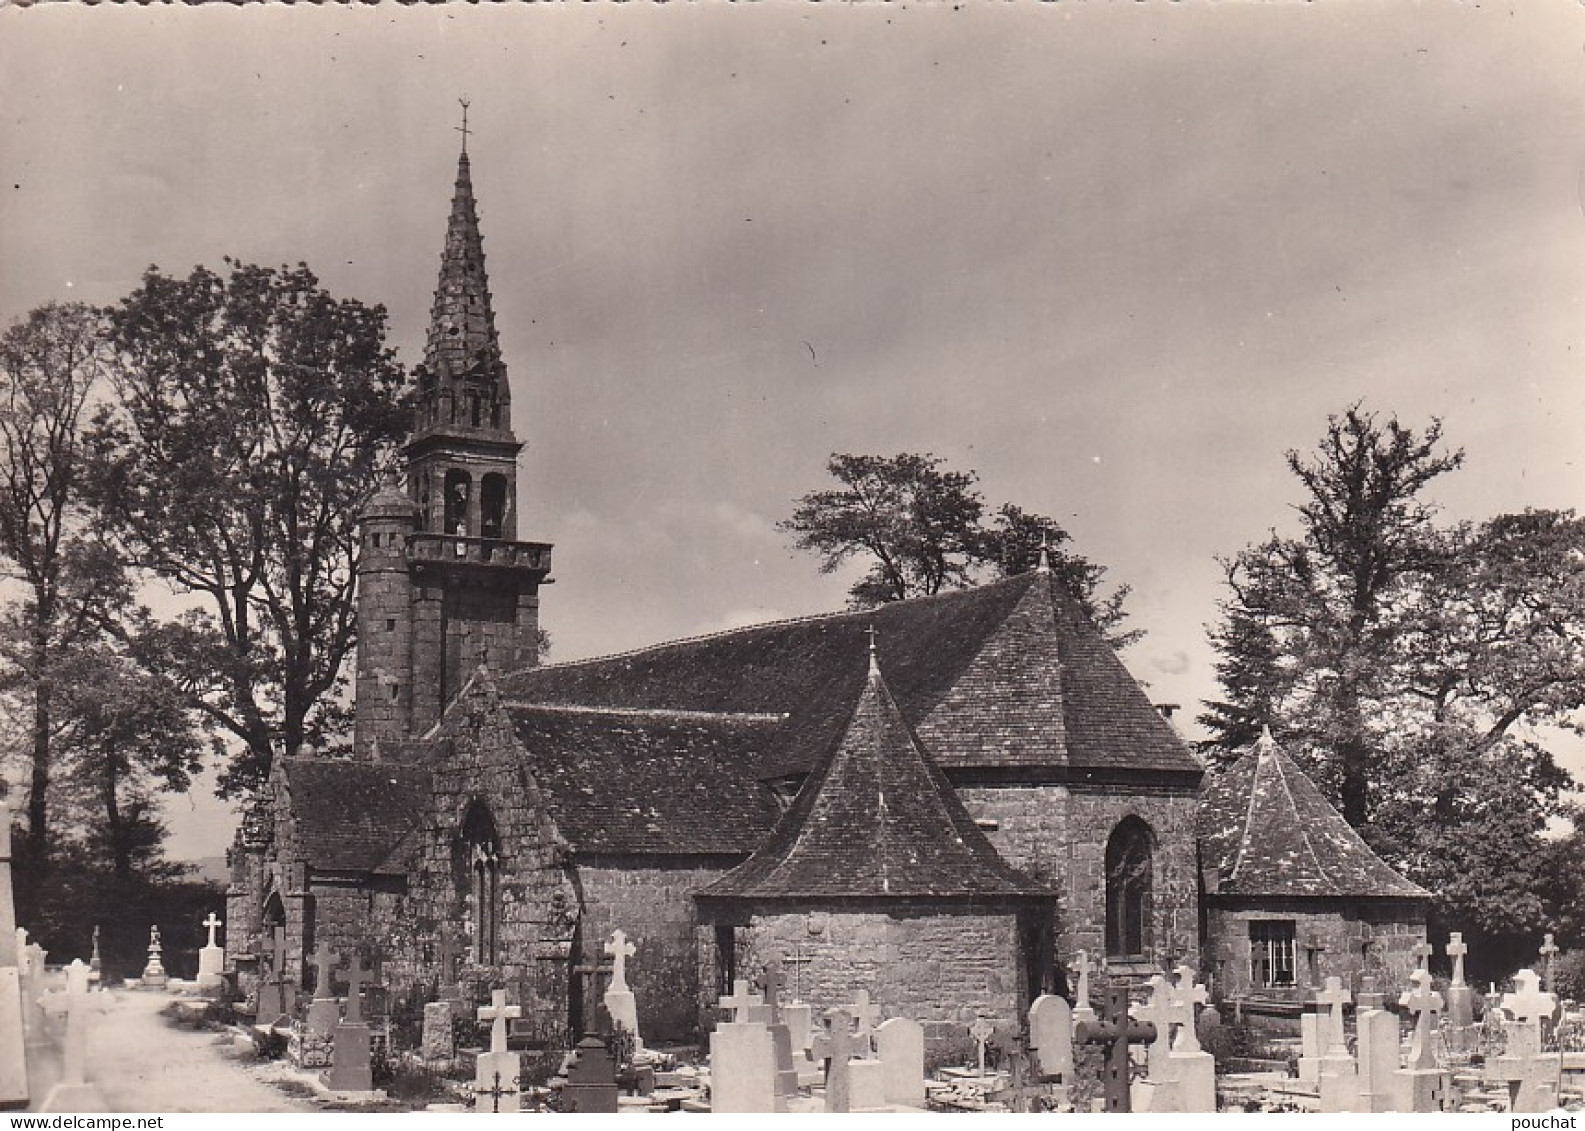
[[695, 653, 1051, 902], [1197, 731, 1429, 901], [497, 570, 1199, 779], [279, 758, 431, 875], [505, 704, 784, 855]]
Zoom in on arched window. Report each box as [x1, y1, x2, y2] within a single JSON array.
[[480, 475, 508, 541], [444, 470, 472, 537], [460, 801, 501, 966], [1104, 816, 1155, 960]]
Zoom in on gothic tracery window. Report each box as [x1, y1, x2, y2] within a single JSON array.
[[1104, 815, 1155, 959]]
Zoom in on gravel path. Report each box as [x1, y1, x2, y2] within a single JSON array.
[[82, 989, 316, 1113]]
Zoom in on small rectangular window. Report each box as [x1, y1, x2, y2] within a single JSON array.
[[388, 683, 400, 702], [386, 619, 397, 632], [1250, 920, 1297, 988]]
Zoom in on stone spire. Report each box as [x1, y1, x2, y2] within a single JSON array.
[[417, 126, 509, 433]]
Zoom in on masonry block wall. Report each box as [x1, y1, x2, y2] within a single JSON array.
[[576, 858, 736, 1042], [1204, 901, 1426, 1001], [701, 904, 1027, 1058], [954, 777, 1200, 972], [407, 682, 580, 1040]]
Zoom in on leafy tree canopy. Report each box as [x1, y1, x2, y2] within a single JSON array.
[[780, 452, 1138, 645]]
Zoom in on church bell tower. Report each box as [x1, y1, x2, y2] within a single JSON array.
[[354, 112, 554, 758]]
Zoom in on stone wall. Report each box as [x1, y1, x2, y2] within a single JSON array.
[[699, 903, 1029, 1058], [1204, 899, 1427, 1000], [577, 858, 737, 1042], [952, 776, 1200, 971]]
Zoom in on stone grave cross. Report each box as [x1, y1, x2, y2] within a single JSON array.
[[203, 912, 223, 949], [1400, 967, 1444, 1070], [718, 979, 762, 1022], [1316, 976, 1351, 1057], [1132, 974, 1176, 1077], [38, 961, 110, 1096], [1501, 968, 1556, 1040], [89, 925, 101, 976], [1410, 940, 1433, 973], [1493, 968, 1561, 1113], [308, 940, 338, 1001], [969, 1016, 995, 1078], [843, 987, 879, 1055], [784, 938, 812, 1002], [812, 1008, 858, 1112], [1070, 949, 1096, 1023], [604, 929, 636, 995], [1447, 932, 1469, 986], [344, 951, 369, 1025], [1540, 933, 1560, 995], [1075, 985, 1157, 1113], [760, 954, 786, 1024], [478, 988, 520, 1056], [1169, 965, 1210, 1054]]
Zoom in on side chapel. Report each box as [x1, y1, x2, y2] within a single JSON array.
[[227, 139, 1426, 1048]]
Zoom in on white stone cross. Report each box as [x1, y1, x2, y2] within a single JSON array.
[[1410, 940, 1432, 972], [202, 913, 223, 949], [1447, 932, 1469, 987], [38, 960, 110, 1087], [477, 988, 520, 1056], [1315, 976, 1351, 1057], [1070, 949, 1095, 1020], [604, 929, 636, 994], [1132, 974, 1176, 1076], [1169, 965, 1210, 1054], [1502, 968, 1557, 1029], [842, 988, 880, 1053], [718, 979, 762, 1023], [1399, 968, 1443, 1070]]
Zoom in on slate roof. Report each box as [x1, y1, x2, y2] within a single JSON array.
[[505, 705, 784, 855], [696, 654, 1051, 901], [280, 758, 431, 875], [498, 569, 1199, 779], [1197, 731, 1429, 901]]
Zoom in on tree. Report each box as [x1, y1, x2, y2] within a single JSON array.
[[86, 261, 410, 795], [780, 452, 1136, 642], [1201, 405, 1585, 942], [0, 303, 108, 871], [1200, 406, 1464, 823]]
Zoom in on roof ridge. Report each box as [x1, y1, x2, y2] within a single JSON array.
[[521, 572, 1038, 676], [502, 700, 787, 724], [1270, 746, 1335, 889]]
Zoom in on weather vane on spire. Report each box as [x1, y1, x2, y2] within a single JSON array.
[[456, 98, 472, 155]]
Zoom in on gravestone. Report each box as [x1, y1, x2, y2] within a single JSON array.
[[969, 1015, 995, 1079], [1070, 949, 1097, 1025], [140, 925, 168, 989], [1445, 932, 1475, 1026], [602, 929, 643, 1055], [564, 1035, 620, 1113], [474, 988, 522, 1113], [1167, 965, 1217, 1113], [36, 961, 111, 1113], [1297, 1011, 1323, 1083], [1411, 940, 1433, 973], [1027, 994, 1074, 1084], [88, 926, 100, 980], [324, 951, 375, 1094], [421, 1000, 455, 1067], [756, 957, 800, 1101], [1314, 977, 1359, 1114], [875, 1016, 925, 1108], [0, 801, 28, 1111], [1075, 985, 1157, 1113], [255, 926, 289, 1026], [710, 979, 777, 1113], [812, 1008, 870, 1112], [304, 941, 341, 1038], [1491, 968, 1561, 1113], [197, 912, 225, 990], [1130, 974, 1181, 1112], [1394, 968, 1449, 1111], [1356, 1004, 1401, 1112], [1540, 934, 1560, 997], [841, 987, 880, 1057]]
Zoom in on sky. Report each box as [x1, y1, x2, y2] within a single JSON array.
[[2, 1, 1583, 859]]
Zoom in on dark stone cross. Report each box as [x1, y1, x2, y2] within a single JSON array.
[[1075, 985, 1157, 1113], [1540, 933, 1560, 996], [308, 941, 338, 1001], [988, 1039, 1067, 1113]]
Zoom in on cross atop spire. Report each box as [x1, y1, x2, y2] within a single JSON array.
[[865, 623, 879, 675], [456, 98, 472, 156]]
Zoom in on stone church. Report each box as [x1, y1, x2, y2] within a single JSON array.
[[227, 141, 1427, 1048]]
